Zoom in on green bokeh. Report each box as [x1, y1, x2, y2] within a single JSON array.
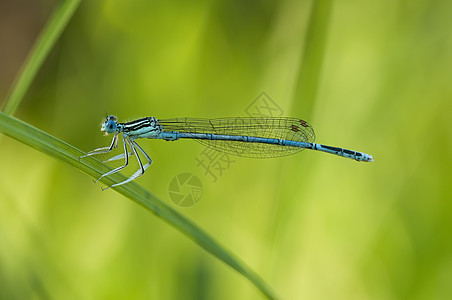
[[1, 0, 451, 299]]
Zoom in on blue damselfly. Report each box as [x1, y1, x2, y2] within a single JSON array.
[[80, 116, 373, 190]]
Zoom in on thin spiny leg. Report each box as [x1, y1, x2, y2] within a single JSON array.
[[133, 141, 152, 166], [79, 134, 118, 158], [94, 135, 130, 183], [125, 140, 152, 179], [103, 151, 134, 163], [102, 140, 152, 190]]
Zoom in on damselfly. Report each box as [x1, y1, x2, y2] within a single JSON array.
[[80, 116, 373, 190]]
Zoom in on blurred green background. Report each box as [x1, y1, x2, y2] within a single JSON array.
[[1, 0, 451, 299]]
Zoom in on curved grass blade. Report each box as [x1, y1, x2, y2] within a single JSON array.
[[0, 112, 277, 299], [2, 0, 82, 115]]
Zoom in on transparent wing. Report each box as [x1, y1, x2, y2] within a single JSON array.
[[158, 117, 316, 158]]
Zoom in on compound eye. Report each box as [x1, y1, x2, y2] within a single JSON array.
[[103, 120, 117, 134]]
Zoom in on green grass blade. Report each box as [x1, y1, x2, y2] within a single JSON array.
[[0, 112, 277, 299], [2, 0, 82, 115], [291, 0, 333, 116]]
